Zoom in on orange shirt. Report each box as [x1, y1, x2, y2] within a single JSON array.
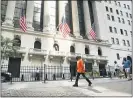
[[77, 59, 85, 73]]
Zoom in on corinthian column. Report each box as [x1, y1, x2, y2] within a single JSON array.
[[26, 1, 34, 31], [43, 1, 50, 32], [2, 1, 16, 27], [71, 1, 80, 37], [83, 1, 92, 39], [58, 1, 67, 24]]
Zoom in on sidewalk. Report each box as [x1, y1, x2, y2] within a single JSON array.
[[1, 78, 132, 97]]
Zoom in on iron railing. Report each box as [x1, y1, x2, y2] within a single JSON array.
[[1, 64, 117, 82]]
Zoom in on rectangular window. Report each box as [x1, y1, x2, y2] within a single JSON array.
[[118, 2, 121, 7], [116, 38, 119, 45], [127, 40, 130, 46], [130, 31, 132, 36], [105, 6, 108, 11], [109, 26, 113, 32], [122, 40, 126, 46], [120, 29, 123, 35], [107, 14, 110, 20], [126, 12, 128, 17], [110, 8, 113, 13], [127, 5, 130, 9], [124, 30, 128, 36], [120, 11, 123, 16], [118, 17, 121, 23], [128, 20, 131, 25], [111, 37, 115, 44], [130, 14, 132, 18], [111, 16, 115, 21], [114, 1, 117, 5], [116, 10, 119, 14], [122, 18, 125, 24], [114, 27, 117, 33], [124, 4, 126, 8]]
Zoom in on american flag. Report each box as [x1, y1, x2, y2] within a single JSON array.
[[89, 23, 96, 40], [59, 15, 71, 38], [19, 8, 27, 32]]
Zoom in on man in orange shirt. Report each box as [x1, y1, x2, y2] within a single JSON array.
[[73, 56, 92, 87]]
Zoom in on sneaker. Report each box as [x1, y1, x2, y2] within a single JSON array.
[[73, 84, 78, 87], [128, 78, 132, 81], [88, 83, 92, 86]]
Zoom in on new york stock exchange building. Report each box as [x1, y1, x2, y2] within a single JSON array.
[[1, 1, 132, 81]]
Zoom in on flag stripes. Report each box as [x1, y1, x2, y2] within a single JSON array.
[[19, 9, 27, 32], [89, 23, 96, 40], [59, 23, 71, 38], [59, 15, 71, 38]]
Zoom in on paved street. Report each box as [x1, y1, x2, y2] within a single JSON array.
[[1, 78, 132, 98]]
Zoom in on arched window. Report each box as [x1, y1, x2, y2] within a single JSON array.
[[70, 46, 75, 53], [53, 43, 59, 51], [34, 41, 41, 49], [85, 47, 89, 54], [98, 47, 102, 56], [13, 38, 21, 47]]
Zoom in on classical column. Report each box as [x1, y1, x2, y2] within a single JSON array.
[[83, 1, 92, 39], [43, 1, 50, 32], [71, 1, 80, 37], [58, 1, 67, 24], [26, 1, 34, 31], [2, 1, 16, 27], [58, 1, 68, 35]]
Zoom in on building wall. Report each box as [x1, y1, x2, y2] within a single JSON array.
[[94, 1, 132, 67], [1, 1, 132, 74]]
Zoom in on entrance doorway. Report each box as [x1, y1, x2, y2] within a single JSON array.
[[99, 63, 107, 76], [8, 57, 21, 77], [85, 62, 92, 72], [70, 61, 77, 76]]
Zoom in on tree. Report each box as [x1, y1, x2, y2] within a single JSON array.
[[1, 35, 20, 62]]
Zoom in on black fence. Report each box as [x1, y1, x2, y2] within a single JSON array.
[[1, 65, 72, 82], [1, 65, 117, 82]]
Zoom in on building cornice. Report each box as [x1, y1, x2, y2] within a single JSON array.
[[2, 26, 112, 47], [110, 47, 132, 52]]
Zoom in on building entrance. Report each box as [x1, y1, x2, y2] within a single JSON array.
[[8, 57, 21, 77]]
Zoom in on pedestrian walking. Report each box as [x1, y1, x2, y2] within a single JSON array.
[[122, 57, 127, 78], [114, 61, 120, 77], [35, 68, 40, 81], [123, 56, 132, 81], [127, 56, 132, 80], [73, 56, 92, 87]]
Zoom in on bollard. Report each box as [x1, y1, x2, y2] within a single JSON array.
[[62, 74, 65, 79], [21, 74, 24, 81], [45, 74, 48, 80], [53, 74, 56, 80], [10, 73, 12, 84]]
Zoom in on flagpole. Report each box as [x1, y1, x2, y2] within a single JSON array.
[[53, 23, 60, 41]]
